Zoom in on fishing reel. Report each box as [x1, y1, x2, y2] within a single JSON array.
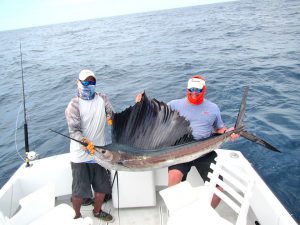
[[27, 151, 38, 161]]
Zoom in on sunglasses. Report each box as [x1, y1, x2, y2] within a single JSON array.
[[81, 80, 96, 86], [188, 88, 203, 93]]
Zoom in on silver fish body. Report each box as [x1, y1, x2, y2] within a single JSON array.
[[93, 132, 232, 171]]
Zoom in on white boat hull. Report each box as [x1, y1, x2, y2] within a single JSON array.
[[0, 149, 297, 225]]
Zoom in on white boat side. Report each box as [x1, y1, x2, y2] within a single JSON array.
[[0, 149, 297, 225]]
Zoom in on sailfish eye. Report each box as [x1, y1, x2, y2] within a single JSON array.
[[99, 149, 113, 161]]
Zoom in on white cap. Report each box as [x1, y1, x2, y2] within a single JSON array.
[[187, 77, 206, 89], [79, 69, 96, 81]]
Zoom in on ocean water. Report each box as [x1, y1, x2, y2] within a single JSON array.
[[0, 0, 299, 222]]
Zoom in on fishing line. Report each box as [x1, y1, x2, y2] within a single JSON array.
[[15, 103, 25, 162]]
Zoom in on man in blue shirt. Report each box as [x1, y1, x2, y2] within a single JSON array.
[[136, 75, 238, 208], [168, 75, 238, 208]]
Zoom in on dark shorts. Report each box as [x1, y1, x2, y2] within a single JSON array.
[[168, 151, 217, 182], [71, 162, 111, 198]]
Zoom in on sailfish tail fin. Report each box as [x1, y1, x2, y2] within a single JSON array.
[[235, 86, 249, 129], [234, 87, 281, 152], [240, 130, 280, 152]]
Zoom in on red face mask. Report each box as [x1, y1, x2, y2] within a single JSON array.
[[187, 86, 206, 105]]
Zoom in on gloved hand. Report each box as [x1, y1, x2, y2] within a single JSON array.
[[82, 137, 95, 155], [107, 115, 113, 126]]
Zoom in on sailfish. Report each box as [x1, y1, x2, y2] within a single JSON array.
[[51, 87, 280, 171]]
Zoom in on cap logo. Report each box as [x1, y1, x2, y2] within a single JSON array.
[[187, 78, 205, 89]]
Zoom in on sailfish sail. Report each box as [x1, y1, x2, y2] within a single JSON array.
[[112, 93, 194, 150]]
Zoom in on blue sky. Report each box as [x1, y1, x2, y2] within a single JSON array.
[[0, 0, 232, 31]]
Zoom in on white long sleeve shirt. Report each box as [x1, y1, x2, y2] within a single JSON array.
[[65, 93, 113, 163]]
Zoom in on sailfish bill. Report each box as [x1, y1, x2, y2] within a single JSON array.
[[51, 86, 280, 171]]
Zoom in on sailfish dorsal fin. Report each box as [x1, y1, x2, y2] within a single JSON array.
[[112, 93, 193, 150]]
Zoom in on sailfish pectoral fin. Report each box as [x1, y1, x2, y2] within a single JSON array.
[[240, 130, 281, 152]]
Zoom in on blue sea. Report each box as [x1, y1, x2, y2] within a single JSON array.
[[0, 0, 299, 222]]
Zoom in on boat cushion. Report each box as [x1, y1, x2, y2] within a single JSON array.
[[9, 184, 55, 225]]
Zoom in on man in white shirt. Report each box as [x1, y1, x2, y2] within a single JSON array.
[[65, 69, 114, 222]]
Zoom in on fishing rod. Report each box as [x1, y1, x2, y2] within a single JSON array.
[[20, 41, 30, 167], [49, 129, 88, 147]]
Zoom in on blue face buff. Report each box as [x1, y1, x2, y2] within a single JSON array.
[[77, 81, 96, 100]]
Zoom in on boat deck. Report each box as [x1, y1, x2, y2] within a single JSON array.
[[56, 191, 237, 225]]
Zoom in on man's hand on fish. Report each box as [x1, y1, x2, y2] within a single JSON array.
[[135, 93, 143, 103], [227, 127, 240, 141], [219, 127, 240, 141]]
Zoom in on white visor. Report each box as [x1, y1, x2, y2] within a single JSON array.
[[187, 77, 205, 89]]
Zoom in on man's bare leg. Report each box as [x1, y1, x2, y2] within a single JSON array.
[[93, 192, 105, 213], [211, 186, 224, 208], [168, 169, 184, 186], [72, 196, 83, 219]]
